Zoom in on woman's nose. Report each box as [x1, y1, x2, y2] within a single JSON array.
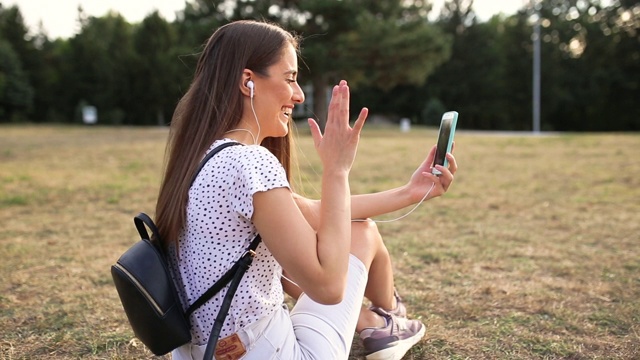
[[293, 83, 305, 104]]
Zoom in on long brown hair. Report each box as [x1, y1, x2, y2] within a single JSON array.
[[155, 20, 301, 247]]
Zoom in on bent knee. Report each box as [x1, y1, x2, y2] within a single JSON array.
[[352, 218, 380, 239], [350, 219, 383, 266]]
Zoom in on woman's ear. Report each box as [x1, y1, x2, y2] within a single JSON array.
[[239, 69, 253, 98]]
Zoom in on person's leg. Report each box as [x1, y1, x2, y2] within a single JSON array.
[[350, 220, 426, 360], [284, 220, 406, 331], [282, 220, 391, 305], [278, 220, 382, 359], [281, 220, 423, 359], [350, 219, 410, 333], [289, 254, 369, 359], [353, 220, 395, 309], [348, 219, 393, 332]]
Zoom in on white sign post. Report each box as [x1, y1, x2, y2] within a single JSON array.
[[400, 118, 411, 132], [82, 106, 98, 125]]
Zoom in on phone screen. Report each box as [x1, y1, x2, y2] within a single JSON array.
[[434, 117, 453, 167]]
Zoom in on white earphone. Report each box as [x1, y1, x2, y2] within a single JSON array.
[[247, 80, 254, 98], [225, 79, 259, 144]]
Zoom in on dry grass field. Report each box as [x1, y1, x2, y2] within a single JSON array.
[[1, 125, 638, 359]]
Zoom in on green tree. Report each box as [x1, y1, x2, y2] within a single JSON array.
[[130, 11, 181, 125], [0, 4, 72, 122], [291, 0, 451, 125], [0, 4, 35, 121], [0, 5, 34, 76], [602, 1, 640, 130], [426, 0, 512, 129], [19, 22, 69, 123], [173, 0, 451, 126], [528, 0, 639, 130], [170, 0, 230, 107], [174, 0, 227, 47], [0, 39, 33, 121], [569, 0, 639, 130], [65, 10, 136, 124], [426, 0, 638, 131]]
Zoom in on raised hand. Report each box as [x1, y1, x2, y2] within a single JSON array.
[[308, 80, 368, 173]]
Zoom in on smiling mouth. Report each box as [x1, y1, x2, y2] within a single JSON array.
[[282, 108, 292, 118]]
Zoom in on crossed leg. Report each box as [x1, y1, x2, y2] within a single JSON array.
[[282, 219, 399, 331]]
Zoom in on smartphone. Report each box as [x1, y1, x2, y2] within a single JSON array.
[[431, 111, 458, 176]]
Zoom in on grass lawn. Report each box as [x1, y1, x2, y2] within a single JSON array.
[[1, 125, 638, 359]]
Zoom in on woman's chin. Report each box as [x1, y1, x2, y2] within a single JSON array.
[[277, 120, 290, 136], [262, 129, 288, 140]]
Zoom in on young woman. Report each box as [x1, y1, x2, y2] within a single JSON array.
[[156, 20, 457, 360]]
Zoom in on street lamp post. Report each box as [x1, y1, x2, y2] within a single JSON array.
[[532, 0, 541, 134]]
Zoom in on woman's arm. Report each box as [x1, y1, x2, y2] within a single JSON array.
[[294, 188, 413, 226], [353, 144, 457, 219], [253, 81, 368, 305], [294, 146, 457, 221]]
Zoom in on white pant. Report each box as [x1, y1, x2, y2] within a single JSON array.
[[173, 255, 368, 360]]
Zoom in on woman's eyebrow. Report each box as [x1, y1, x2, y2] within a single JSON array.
[[283, 69, 298, 76]]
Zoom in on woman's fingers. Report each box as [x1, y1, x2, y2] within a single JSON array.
[[445, 152, 458, 175], [352, 107, 369, 134], [325, 81, 350, 131], [426, 145, 437, 168], [308, 118, 322, 147]]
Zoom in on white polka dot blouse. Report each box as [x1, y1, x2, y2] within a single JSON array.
[[168, 138, 291, 344]]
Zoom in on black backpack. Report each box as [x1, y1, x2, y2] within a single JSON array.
[[111, 142, 260, 357]]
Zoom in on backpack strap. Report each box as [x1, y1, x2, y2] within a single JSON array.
[[136, 140, 260, 352], [185, 234, 262, 316], [134, 141, 241, 245], [203, 234, 261, 360], [189, 142, 261, 355], [190, 141, 241, 186], [182, 141, 249, 314], [133, 212, 159, 241]]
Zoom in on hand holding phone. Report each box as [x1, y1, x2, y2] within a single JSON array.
[[431, 111, 458, 176]]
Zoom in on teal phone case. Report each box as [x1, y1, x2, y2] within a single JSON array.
[[434, 111, 458, 170]]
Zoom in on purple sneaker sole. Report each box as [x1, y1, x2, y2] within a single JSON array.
[[360, 307, 426, 360], [363, 322, 425, 360]]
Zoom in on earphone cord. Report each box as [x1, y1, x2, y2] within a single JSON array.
[[250, 95, 261, 145], [224, 92, 261, 145], [353, 182, 436, 223], [281, 183, 435, 288], [225, 128, 256, 145]]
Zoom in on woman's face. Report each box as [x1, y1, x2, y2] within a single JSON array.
[[251, 44, 305, 139]]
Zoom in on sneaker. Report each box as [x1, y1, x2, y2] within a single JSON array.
[[369, 289, 406, 318], [360, 307, 426, 360]]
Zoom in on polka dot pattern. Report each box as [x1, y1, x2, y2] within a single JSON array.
[[167, 139, 290, 345]]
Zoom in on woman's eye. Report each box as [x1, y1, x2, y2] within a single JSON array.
[[287, 79, 296, 84]]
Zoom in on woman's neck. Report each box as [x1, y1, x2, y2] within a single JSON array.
[[224, 128, 258, 145]]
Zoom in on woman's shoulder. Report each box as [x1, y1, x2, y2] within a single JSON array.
[[207, 139, 281, 168], [218, 140, 276, 157], [209, 139, 268, 153]]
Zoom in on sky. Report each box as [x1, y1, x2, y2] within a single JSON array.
[[4, 0, 529, 39]]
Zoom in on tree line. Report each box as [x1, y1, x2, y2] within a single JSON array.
[[1, 0, 638, 131]]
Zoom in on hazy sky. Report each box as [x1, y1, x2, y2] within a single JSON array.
[[4, 0, 528, 39]]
